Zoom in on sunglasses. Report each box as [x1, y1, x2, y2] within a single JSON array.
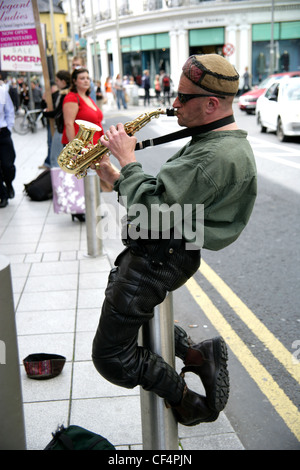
[[177, 92, 225, 104]]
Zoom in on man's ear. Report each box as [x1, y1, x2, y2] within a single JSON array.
[[206, 97, 219, 114]]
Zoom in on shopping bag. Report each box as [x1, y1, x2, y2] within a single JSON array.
[[50, 168, 85, 215]]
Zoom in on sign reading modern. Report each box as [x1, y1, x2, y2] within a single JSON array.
[[0, 0, 42, 72]]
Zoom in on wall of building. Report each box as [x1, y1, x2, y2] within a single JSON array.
[[76, 0, 300, 91], [40, 12, 69, 73]]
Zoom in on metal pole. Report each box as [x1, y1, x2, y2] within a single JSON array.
[[49, 0, 58, 73], [0, 256, 26, 450], [90, 0, 100, 81], [270, 0, 275, 74], [139, 293, 179, 450], [84, 171, 103, 257], [114, 0, 123, 77]]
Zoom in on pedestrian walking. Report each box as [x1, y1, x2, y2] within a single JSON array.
[[114, 73, 127, 110], [0, 74, 16, 208], [142, 70, 150, 106]]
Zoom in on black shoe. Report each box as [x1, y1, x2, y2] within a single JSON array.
[[71, 214, 85, 222], [182, 337, 229, 412], [0, 198, 8, 208], [6, 184, 15, 199], [166, 386, 219, 426]]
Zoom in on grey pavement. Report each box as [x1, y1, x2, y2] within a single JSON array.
[[0, 102, 244, 450]]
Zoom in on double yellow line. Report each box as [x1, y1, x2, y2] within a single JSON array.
[[185, 260, 300, 442]]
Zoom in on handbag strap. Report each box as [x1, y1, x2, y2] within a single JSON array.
[[135, 114, 235, 151]]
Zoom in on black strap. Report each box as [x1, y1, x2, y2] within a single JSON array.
[[135, 114, 235, 151]]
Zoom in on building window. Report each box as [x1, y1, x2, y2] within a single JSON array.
[[252, 21, 300, 84]]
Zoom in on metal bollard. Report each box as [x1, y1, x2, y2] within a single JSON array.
[[139, 292, 179, 450], [84, 171, 103, 257], [0, 256, 26, 450]]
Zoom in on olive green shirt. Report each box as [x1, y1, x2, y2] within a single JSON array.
[[114, 130, 257, 251]]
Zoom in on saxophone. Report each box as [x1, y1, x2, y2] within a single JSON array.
[[57, 108, 176, 179]]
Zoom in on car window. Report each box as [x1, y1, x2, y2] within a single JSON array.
[[265, 83, 279, 100], [286, 85, 300, 101], [279, 79, 300, 100]]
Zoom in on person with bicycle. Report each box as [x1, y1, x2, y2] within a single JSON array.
[[0, 74, 16, 208], [31, 80, 46, 127]]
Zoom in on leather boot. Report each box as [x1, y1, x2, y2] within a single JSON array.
[[182, 336, 229, 412], [0, 197, 8, 208], [166, 386, 219, 426], [6, 184, 15, 199]]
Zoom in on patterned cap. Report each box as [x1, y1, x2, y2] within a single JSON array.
[[182, 54, 239, 96], [23, 353, 66, 380]]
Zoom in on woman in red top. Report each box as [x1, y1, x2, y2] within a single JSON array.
[[61, 68, 104, 222], [62, 67, 104, 145]]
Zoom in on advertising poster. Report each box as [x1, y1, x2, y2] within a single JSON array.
[[0, 0, 42, 72]]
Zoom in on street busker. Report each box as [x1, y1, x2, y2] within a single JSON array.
[[91, 54, 257, 425]]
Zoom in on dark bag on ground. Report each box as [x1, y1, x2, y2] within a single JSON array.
[[24, 169, 53, 201], [44, 425, 115, 450]]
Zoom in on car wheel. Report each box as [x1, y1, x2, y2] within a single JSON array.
[[257, 112, 267, 133], [277, 117, 287, 142]]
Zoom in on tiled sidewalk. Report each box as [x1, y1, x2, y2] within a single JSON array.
[[0, 111, 244, 450]]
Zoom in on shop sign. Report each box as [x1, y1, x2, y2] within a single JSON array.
[[0, 0, 42, 72]]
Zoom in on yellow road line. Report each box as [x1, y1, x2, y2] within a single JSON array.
[[185, 276, 300, 442], [200, 260, 300, 384]]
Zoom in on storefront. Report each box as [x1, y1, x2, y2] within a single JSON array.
[[188, 27, 225, 56], [252, 21, 300, 84], [107, 32, 170, 85]]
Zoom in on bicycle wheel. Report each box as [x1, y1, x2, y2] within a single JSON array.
[[13, 115, 30, 134]]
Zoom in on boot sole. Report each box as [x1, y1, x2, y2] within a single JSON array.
[[179, 409, 219, 427], [210, 336, 229, 412]]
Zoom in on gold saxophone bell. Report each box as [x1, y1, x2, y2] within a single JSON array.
[[57, 108, 177, 179]]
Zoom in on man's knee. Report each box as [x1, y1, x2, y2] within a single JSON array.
[[92, 354, 138, 390]]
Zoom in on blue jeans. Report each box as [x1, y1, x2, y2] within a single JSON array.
[[116, 89, 127, 109]]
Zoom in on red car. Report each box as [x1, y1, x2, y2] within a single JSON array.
[[238, 71, 300, 114]]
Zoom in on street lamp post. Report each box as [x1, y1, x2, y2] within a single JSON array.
[[114, 0, 123, 77]]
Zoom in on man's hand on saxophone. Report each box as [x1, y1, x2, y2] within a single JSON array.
[[91, 152, 121, 186], [99, 123, 137, 168]]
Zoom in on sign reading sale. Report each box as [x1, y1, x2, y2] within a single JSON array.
[[0, 0, 42, 72]]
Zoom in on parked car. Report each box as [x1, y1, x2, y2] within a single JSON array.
[[238, 71, 300, 114], [256, 76, 300, 142]]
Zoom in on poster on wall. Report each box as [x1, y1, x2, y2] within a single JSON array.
[[0, 0, 42, 72]]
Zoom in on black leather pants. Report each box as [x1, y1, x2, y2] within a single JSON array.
[[92, 236, 201, 405]]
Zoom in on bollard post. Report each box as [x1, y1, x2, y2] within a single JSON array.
[[0, 256, 26, 450], [84, 171, 103, 257], [139, 292, 179, 450]]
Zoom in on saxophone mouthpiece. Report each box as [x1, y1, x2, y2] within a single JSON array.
[[165, 108, 177, 117]]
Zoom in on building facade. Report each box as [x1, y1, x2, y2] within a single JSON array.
[[70, 0, 300, 91], [38, 0, 69, 76]]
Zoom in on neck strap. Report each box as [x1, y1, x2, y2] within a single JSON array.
[[135, 114, 235, 151]]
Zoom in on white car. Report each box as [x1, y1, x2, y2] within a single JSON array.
[[256, 76, 300, 142]]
